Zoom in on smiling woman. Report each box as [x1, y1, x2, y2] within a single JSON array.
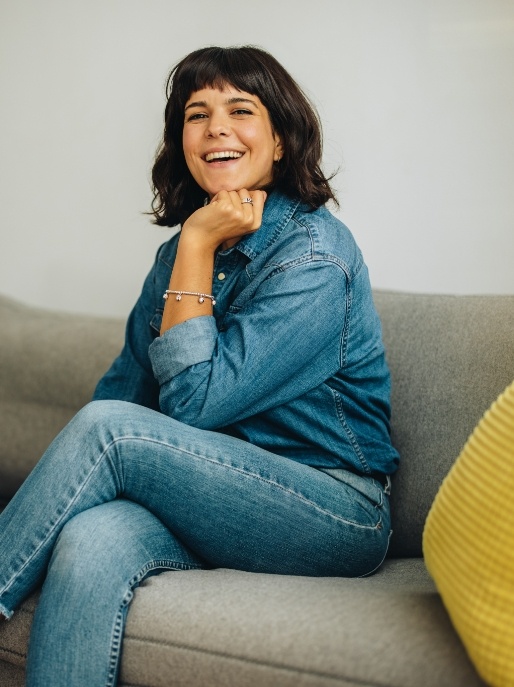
[[182, 87, 282, 199], [0, 45, 399, 687], [151, 46, 336, 226]]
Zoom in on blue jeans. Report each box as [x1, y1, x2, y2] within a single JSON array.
[[0, 400, 391, 686]]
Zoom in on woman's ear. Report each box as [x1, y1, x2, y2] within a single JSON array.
[[274, 135, 284, 162]]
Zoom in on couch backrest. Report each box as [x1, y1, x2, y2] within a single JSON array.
[[374, 290, 514, 557], [0, 295, 125, 503]]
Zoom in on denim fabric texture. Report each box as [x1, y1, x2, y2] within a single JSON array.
[[95, 191, 399, 476], [0, 401, 391, 685]]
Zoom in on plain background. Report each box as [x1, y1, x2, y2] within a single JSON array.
[[1, 0, 513, 317]]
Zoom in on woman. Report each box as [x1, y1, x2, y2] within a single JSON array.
[[0, 46, 399, 686]]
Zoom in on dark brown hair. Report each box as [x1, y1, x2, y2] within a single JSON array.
[[151, 46, 337, 226]]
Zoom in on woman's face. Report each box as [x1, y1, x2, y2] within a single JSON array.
[[182, 85, 283, 198]]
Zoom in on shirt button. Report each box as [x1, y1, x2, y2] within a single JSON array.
[[217, 273, 226, 281]]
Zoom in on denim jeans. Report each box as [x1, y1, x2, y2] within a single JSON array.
[[0, 400, 391, 686]]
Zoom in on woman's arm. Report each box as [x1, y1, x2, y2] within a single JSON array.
[[94, 189, 265, 408], [150, 257, 350, 430], [160, 189, 265, 333]]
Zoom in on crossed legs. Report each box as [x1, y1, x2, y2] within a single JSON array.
[[0, 399, 390, 685]]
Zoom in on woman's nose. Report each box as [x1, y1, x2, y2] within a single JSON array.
[[206, 112, 231, 137]]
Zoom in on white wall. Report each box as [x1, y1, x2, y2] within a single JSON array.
[[1, 0, 513, 317]]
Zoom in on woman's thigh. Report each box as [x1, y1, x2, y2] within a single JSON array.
[[82, 401, 391, 577]]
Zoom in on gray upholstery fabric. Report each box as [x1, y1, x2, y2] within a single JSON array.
[[0, 661, 24, 687], [2, 290, 511, 686], [374, 292, 514, 557], [0, 563, 485, 687], [0, 295, 124, 500], [119, 561, 485, 687]]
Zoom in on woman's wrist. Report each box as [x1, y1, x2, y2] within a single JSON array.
[[160, 232, 216, 335], [180, 219, 223, 254]]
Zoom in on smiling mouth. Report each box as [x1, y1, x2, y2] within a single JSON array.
[[204, 151, 244, 163]]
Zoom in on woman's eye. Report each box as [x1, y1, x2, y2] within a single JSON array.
[[186, 112, 207, 121], [232, 109, 252, 116]]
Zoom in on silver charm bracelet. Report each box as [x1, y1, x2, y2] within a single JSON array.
[[163, 290, 216, 305]]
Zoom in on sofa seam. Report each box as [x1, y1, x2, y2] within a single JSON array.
[[0, 646, 27, 661], [122, 636, 393, 687], [110, 436, 382, 532]]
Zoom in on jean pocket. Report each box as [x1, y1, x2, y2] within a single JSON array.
[[318, 468, 385, 510]]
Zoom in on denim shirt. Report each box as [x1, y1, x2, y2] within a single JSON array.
[[94, 191, 400, 475]]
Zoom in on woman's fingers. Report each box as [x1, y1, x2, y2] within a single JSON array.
[[231, 189, 266, 232], [185, 188, 267, 249], [246, 190, 266, 230]]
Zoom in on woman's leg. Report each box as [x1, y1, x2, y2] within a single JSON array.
[[0, 400, 390, 617], [26, 499, 204, 687]]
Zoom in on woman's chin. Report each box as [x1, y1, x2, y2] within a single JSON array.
[[208, 184, 241, 196]]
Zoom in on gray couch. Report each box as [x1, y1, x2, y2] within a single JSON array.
[[1, 290, 513, 687]]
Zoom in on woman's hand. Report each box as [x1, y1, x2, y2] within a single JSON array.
[[181, 189, 267, 252], [160, 188, 267, 334]]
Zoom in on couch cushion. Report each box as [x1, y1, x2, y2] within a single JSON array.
[[122, 561, 486, 687], [0, 660, 24, 687], [424, 380, 514, 687], [374, 291, 514, 557], [0, 561, 486, 687]]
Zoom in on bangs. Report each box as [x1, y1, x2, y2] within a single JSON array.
[[168, 47, 277, 109]]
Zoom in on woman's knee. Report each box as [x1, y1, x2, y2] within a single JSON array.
[[72, 399, 134, 431], [48, 500, 203, 586], [48, 502, 131, 582]]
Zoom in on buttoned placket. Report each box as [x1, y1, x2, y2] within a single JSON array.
[[211, 248, 242, 308]]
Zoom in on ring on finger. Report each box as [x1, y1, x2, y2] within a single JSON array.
[[241, 197, 253, 205]]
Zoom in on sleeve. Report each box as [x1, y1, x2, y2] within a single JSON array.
[[148, 258, 349, 429], [92, 249, 167, 411]]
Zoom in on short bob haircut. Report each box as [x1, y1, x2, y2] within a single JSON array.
[[151, 46, 337, 227]]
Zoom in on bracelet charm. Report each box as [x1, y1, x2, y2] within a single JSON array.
[[163, 290, 216, 305]]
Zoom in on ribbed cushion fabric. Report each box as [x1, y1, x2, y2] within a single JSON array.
[[423, 380, 514, 687]]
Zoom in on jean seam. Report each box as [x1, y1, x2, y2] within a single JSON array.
[[0, 429, 380, 607], [112, 436, 383, 532], [0, 601, 12, 619], [357, 527, 393, 578], [105, 560, 202, 687], [0, 443, 117, 600], [330, 390, 371, 474], [370, 481, 384, 509]]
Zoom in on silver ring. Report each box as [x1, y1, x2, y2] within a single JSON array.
[[241, 197, 253, 204]]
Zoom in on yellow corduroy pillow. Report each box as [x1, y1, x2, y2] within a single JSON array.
[[423, 380, 514, 687]]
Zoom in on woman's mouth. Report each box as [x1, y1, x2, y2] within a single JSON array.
[[204, 151, 244, 163]]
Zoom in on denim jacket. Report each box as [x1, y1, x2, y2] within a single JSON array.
[[94, 191, 400, 475]]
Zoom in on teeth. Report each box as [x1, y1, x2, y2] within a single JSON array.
[[205, 151, 243, 162]]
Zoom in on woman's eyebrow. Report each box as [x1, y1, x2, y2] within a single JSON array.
[[184, 100, 207, 111], [225, 97, 257, 107], [184, 96, 258, 112]]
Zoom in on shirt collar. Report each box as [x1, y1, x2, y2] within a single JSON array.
[[233, 191, 301, 261]]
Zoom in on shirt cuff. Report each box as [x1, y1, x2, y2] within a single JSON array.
[[149, 315, 218, 384]]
